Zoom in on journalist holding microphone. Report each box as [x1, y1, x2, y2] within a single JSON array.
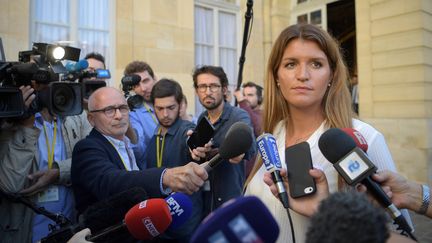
[[244, 23, 410, 243]]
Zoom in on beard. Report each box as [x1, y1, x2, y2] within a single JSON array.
[[201, 95, 223, 110]]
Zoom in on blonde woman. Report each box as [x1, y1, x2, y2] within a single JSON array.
[[244, 24, 410, 242]]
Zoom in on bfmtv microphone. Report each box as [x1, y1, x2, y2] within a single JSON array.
[[165, 193, 193, 230], [257, 133, 289, 209], [190, 196, 279, 243], [318, 128, 414, 236], [203, 122, 253, 172]]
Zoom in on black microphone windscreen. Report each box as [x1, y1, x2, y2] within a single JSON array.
[[81, 187, 148, 233], [219, 122, 253, 159], [318, 128, 357, 164], [121, 74, 141, 86]]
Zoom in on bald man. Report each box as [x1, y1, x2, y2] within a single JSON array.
[[71, 87, 208, 215]]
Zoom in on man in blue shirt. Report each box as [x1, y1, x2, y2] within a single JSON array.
[[144, 79, 202, 242], [192, 65, 256, 216], [123, 61, 158, 166]]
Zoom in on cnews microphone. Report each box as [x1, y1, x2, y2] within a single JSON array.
[[65, 59, 89, 72], [87, 198, 172, 241], [341, 128, 368, 152], [190, 196, 279, 243], [203, 121, 253, 172], [318, 128, 414, 234], [257, 133, 289, 208]]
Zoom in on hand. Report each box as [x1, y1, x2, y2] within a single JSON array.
[[187, 130, 213, 161], [263, 168, 329, 217], [163, 162, 208, 194], [229, 153, 245, 164], [233, 89, 244, 102], [67, 228, 93, 243], [370, 170, 419, 210], [20, 85, 35, 109], [20, 169, 60, 195]]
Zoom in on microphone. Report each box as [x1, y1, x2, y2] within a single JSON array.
[[256, 133, 289, 208], [165, 193, 193, 230], [121, 74, 141, 87], [318, 128, 414, 234], [65, 59, 89, 72], [341, 128, 368, 152], [87, 198, 172, 241], [190, 196, 279, 243], [203, 121, 253, 172]]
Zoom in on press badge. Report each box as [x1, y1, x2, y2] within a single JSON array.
[[38, 185, 59, 203]]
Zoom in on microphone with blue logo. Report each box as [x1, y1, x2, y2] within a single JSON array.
[[318, 128, 415, 239], [257, 133, 289, 209]]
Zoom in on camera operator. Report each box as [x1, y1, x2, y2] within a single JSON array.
[[122, 61, 158, 166], [0, 85, 38, 243], [1, 79, 92, 242]]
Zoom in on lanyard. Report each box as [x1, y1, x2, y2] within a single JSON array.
[[107, 139, 133, 171], [143, 102, 158, 124], [156, 127, 166, 168], [42, 119, 57, 169]]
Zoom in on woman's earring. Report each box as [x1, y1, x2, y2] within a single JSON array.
[[328, 82, 332, 87], [276, 81, 280, 87]]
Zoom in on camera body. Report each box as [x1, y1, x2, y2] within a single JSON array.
[[0, 43, 85, 118]]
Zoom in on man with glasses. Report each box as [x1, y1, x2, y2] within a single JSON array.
[[71, 87, 208, 218], [191, 65, 256, 217]]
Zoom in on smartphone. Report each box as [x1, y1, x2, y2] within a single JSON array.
[[285, 142, 316, 198], [187, 116, 215, 150]]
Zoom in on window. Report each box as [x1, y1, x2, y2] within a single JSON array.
[[30, 0, 113, 73], [194, 0, 240, 114]]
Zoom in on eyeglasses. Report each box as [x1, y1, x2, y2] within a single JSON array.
[[89, 105, 129, 118], [196, 84, 222, 93]]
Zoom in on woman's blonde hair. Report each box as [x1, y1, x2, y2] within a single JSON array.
[[245, 24, 354, 187]]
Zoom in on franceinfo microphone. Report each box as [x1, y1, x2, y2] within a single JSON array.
[[203, 121, 253, 172], [318, 128, 414, 235], [257, 133, 289, 208]]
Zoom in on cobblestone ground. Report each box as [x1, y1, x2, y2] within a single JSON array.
[[409, 211, 432, 243]]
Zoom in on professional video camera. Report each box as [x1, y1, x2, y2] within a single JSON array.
[[121, 74, 144, 110], [0, 42, 83, 118]]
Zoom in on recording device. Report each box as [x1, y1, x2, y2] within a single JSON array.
[[165, 193, 193, 230], [0, 42, 84, 118], [187, 116, 215, 150], [87, 198, 172, 241], [285, 142, 316, 198], [121, 74, 143, 110], [318, 128, 414, 236], [203, 121, 253, 172], [190, 196, 279, 243], [257, 133, 289, 208]]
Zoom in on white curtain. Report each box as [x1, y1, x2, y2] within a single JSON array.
[[32, 0, 109, 64], [33, 0, 69, 43], [218, 11, 237, 94], [194, 6, 214, 66]]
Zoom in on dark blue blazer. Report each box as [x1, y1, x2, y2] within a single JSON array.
[[71, 128, 165, 214]]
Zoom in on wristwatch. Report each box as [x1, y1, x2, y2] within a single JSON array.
[[418, 184, 430, 215]]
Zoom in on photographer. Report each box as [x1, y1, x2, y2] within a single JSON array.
[[1, 81, 92, 243]]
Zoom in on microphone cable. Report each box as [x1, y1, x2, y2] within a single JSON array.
[[285, 204, 296, 243]]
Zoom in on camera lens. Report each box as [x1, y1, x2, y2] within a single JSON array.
[[52, 85, 75, 112]]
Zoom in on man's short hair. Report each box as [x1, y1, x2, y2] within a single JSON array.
[[123, 61, 155, 79], [192, 65, 229, 88], [150, 78, 183, 105], [84, 52, 106, 68], [306, 191, 390, 243], [243, 81, 263, 105]]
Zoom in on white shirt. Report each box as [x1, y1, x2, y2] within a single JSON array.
[[245, 119, 411, 243]]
